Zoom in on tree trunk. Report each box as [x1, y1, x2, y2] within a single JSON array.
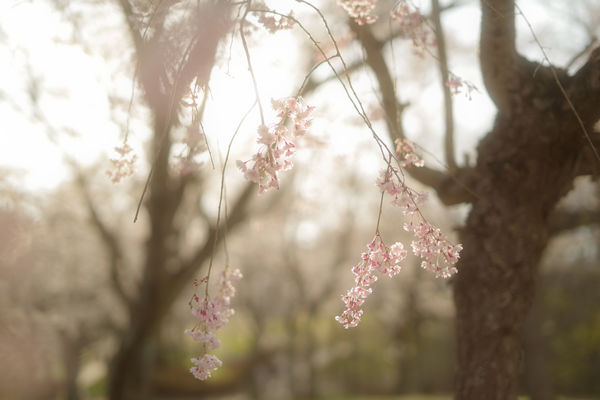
[[523, 295, 555, 400], [108, 118, 174, 400], [61, 335, 82, 400], [454, 99, 583, 398]]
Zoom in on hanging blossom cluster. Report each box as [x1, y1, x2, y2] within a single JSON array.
[[390, 1, 435, 55], [173, 125, 208, 175], [336, 139, 462, 328], [252, 3, 295, 34], [403, 221, 462, 278], [395, 138, 425, 168], [185, 268, 242, 380], [237, 97, 314, 193], [337, 0, 379, 25], [106, 143, 137, 183], [445, 72, 477, 99], [335, 235, 407, 328], [377, 169, 427, 215]]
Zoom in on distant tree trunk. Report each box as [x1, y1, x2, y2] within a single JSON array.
[[61, 334, 82, 400], [108, 119, 176, 400]]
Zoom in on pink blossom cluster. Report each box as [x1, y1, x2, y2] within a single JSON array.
[[390, 2, 434, 54], [237, 97, 314, 193], [395, 138, 424, 168], [337, 0, 379, 25], [404, 221, 462, 278], [106, 143, 137, 183], [377, 169, 427, 215], [445, 72, 477, 99], [255, 9, 295, 33], [335, 235, 407, 328], [336, 139, 462, 328], [189, 354, 222, 381], [186, 268, 242, 380], [173, 125, 207, 175]]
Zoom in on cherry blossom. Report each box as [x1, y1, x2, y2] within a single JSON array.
[[390, 1, 434, 55], [254, 4, 295, 34], [335, 235, 407, 328], [190, 354, 222, 380], [186, 268, 242, 380], [395, 138, 425, 168], [445, 72, 477, 99], [337, 0, 379, 25], [377, 169, 427, 215], [106, 143, 137, 183], [404, 221, 462, 278], [238, 97, 314, 193]]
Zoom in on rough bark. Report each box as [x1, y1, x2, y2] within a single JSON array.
[[451, 1, 600, 397], [454, 114, 577, 398], [453, 51, 600, 397], [523, 296, 555, 400]]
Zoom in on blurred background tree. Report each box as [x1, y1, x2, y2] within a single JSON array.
[[1, 0, 600, 400]]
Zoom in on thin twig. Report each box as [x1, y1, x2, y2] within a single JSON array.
[[239, 2, 265, 124], [204, 101, 256, 295]]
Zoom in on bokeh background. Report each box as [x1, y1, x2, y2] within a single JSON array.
[[1, 0, 599, 399]]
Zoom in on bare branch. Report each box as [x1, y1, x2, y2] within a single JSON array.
[[431, 0, 456, 171], [74, 170, 131, 307], [302, 1, 462, 95], [569, 47, 600, 128], [548, 208, 600, 234], [566, 36, 598, 70], [116, 0, 145, 55], [169, 181, 255, 299], [479, 0, 518, 112], [351, 22, 473, 205], [350, 21, 404, 140]]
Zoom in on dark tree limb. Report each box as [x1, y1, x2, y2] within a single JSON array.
[[431, 0, 457, 171], [168, 181, 255, 307], [479, 0, 518, 113], [568, 46, 600, 127], [548, 208, 600, 234], [351, 22, 474, 205], [302, 1, 462, 95], [350, 20, 404, 140]]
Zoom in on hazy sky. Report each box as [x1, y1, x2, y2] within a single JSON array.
[[0, 0, 593, 191]]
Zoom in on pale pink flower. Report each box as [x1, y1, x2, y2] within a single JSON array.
[[238, 97, 314, 193], [390, 2, 434, 55], [338, 0, 379, 25], [190, 354, 222, 380], [256, 10, 295, 33], [404, 221, 462, 278], [106, 143, 137, 183], [184, 329, 221, 350], [377, 169, 427, 215], [186, 268, 242, 380], [445, 72, 477, 99], [395, 138, 424, 168], [336, 235, 406, 328]]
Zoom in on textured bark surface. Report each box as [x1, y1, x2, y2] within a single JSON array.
[[354, 1, 600, 395], [451, 0, 600, 397], [453, 60, 596, 398]]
